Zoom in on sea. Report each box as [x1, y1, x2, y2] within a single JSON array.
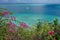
[[0, 3, 60, 26]]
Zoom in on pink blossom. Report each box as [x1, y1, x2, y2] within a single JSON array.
[[7, 21, 13, 27], [7, 21, 17, 28], [20, 22, 28, 28], [10, 29, 15, 33], [3, 11, 9, 16], [48, 30, 54, 36], [9, 21, 13, 25], [8, 21, 13, 27], [12, 23, 17, 27]]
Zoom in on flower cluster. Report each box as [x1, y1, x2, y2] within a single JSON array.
[[20, 22, 28, 28], [48, 30, 54, 36]]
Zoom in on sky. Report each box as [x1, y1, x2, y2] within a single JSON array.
[[0, 0, 60, 4]]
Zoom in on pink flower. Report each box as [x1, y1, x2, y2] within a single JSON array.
[[8, 21, 13, 27], [3, 11, 9, 16], [9, 21, 13, 25], [20, 22, 28, 28], [7, 21, 12, 27], [12, 23, 17, 27], [10, 29, 15, 33], [48, 30, 54, 36], [7, 21, 17, 28]]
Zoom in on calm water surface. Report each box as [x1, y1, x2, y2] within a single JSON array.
[[0, 4, 60, 26]]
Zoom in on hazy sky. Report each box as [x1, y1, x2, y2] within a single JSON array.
[[0, 0, 60, 4]]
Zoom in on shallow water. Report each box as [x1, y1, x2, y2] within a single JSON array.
[[0, 4, 60, 26]]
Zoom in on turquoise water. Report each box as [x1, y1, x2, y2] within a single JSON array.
[[0, 4, 60, 26], [12, 13, 60, 26]]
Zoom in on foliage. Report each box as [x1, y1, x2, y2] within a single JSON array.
[[0, 8, 60, 40]]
